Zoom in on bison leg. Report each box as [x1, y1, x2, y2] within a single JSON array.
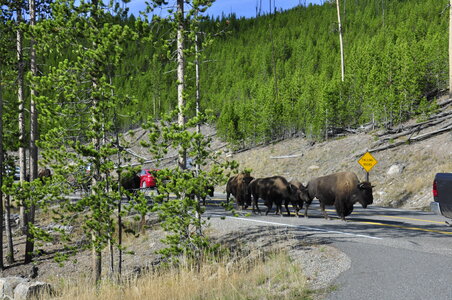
[[304, 203, 310, 218], [336, 202, 354, 221], [320, 202, 330, 220], [252, 194, 261, 215], [200, 193, 208, 206], [284, 202, 291, 217], [265, 201, 272, 216], [277, 203, 284, 217], [293, 201, 301, 217], [295, 203, 302, 217], [304, 197, 314, 218], [244, 196, 251, 210], [196, 194, 206, 206], [236, 196, 246, 210]]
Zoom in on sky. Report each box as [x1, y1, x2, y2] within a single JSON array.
[[126, 0, 324, 19]]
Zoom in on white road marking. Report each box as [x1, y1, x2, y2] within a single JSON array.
[[212, 214, 383, 240]]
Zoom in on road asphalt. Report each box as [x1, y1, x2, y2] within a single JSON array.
[[205, 194, 452, 300]]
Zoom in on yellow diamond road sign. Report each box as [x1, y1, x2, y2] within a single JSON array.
[[358, 152, 378, 172]]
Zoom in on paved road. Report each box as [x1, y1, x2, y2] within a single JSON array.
[[204, 193, 452, 300]]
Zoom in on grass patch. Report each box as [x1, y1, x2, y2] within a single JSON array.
[[54, 250, 315, 300]]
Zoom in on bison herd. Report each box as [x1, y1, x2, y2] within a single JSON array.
[[226, 171, 374, 221], [119, 168, 375, 221]]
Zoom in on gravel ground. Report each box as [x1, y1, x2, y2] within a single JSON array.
[[207, 217, 351, 291], [1, 213, 350, 297]]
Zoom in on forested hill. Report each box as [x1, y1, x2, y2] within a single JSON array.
[[117, 0, 448, 147]]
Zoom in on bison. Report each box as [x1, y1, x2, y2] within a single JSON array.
[[226, 173, 254, 209], [199, 185, 214, 206], [248, 176, 302, 216], [120, 171, 141, 201], [38, 168, 52, 182], [304, 171, 374, 221], [38, 168, 51, 178], [189, 184, 215, 206], [288, 179, 310, 217]]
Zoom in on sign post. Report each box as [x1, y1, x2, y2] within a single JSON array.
[[358, 151, 378, 182]]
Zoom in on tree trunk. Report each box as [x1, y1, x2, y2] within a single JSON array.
[[5, 194, 14, 264], [115, 128, 122, 278], [108, 238, 114, 278], [195, 11, 201, 175], [177, 0, 186, 170], [336, 0, 345, 82], [92, 233, 102, 284], [90, 0, 103, 283], [117, 174, 122, 277], [17, 6, 28, 235], [25, 0, 38, 264]]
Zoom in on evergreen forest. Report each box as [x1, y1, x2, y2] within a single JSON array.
[[115, 0, 449, 147]]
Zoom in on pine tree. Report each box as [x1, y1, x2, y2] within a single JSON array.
[[34, 0, 139, 283], [143, 0, 238, 266]]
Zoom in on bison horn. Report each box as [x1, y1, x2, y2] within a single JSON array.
[[357, 183, 364, 188], [358, 182, 372, 189]]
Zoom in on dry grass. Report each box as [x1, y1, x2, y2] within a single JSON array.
[[52, 250, 313, 300]]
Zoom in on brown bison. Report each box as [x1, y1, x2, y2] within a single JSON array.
[[38, 168, 52, 182], [304, 171, 374, 220], [248, 176, 302, 216], [226, 173, 254, 209], [288, 179, 310, 217]]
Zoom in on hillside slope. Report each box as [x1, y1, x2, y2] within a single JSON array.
[[126, 96, 452, 210], [224, 98, 452, 210]]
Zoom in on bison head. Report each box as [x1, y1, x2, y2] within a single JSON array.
[[289, 183, 310, 207], [297, 185, 310, 204], [355, 182, 374, 208]]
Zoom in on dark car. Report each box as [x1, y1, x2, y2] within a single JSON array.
[[431, 173, 452, 220], [139, 169, 159, 188]]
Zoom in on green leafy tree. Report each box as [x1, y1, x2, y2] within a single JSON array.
[[144, 111, 235, 266], [33, 0, 139, 283], [143, 0, 240, 267]]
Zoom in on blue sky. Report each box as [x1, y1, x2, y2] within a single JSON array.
[[127, 0, 324, 19]]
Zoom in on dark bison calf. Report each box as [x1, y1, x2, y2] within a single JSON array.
[[249, 176, 302, 216], [189, 184, 214, 206], [304, 171, 374, 221], [288, 179, 310, 217], [120, 171, 141, 200]]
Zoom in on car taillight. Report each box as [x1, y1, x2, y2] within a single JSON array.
[[433, 180, 438, 197]]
